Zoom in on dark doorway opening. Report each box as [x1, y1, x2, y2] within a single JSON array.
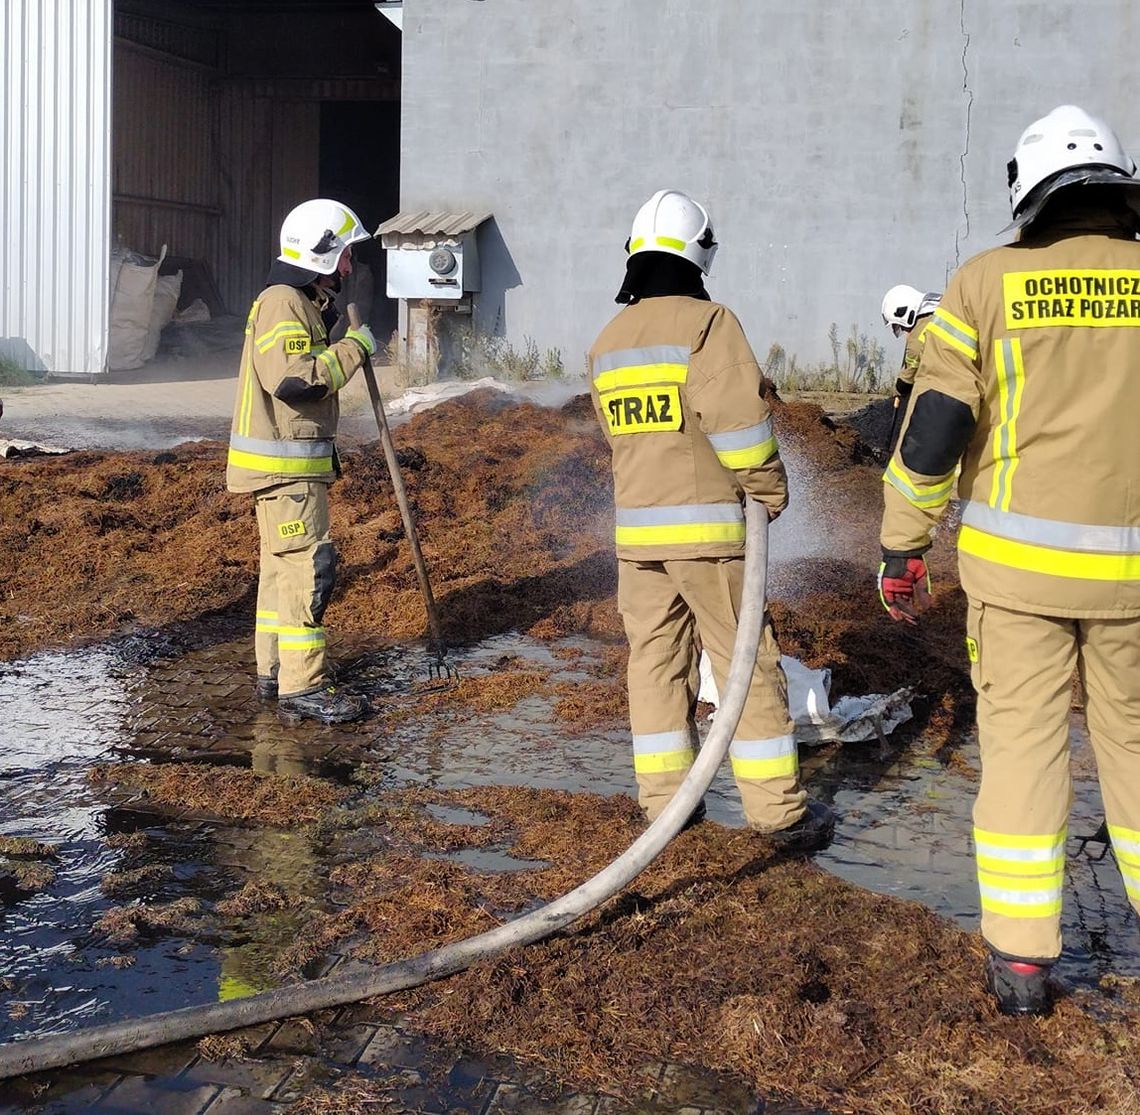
[[320, 100, 401, 339]]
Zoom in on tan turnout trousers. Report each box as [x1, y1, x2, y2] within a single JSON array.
[[969, 599, 1140, 962], [619, 556, 806, 829], [253, 480, 336, 697]]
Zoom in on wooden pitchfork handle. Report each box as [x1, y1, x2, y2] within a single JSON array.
[[346, 303, 452, 671]]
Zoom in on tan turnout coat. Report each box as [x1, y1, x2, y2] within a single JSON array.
[[882, 213, 1140, 617], [226, 284, 366, 494], [588, 295, 787, 561]]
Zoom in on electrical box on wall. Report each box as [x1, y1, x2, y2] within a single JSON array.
[[377, 209, 491, 300]]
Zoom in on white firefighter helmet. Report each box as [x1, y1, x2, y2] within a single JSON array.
[[628, 189, 718, 275], [278, 199, 371, 275], [882, 285, 941, 336], [1006, 105, 1138, 229]]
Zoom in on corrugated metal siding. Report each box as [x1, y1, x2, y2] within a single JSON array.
[[112, 40, 221, 287], [0, 0, 111, 377]]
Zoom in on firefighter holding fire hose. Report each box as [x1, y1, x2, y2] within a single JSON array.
[[588, 189, 834, 851]]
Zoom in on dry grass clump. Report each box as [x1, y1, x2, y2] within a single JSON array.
[[197, 1031, 256, 1062], [410, 670, 549, 714], [88, 762, 348, 826], [0, 860, 56, 893], [95, 955, 136, 970], [320, 793, 508, 852], [0, 836, 56, 858], [268, 785, 1140, 1115], [0, 392, 976, 764], [93, 897, 205, 946], [551, 679, 628, 731], [286, 1076, 398, 1115], [105, 831, 150, 851], [0, 836, 59, 894], [100, 863, 173, 897], [216, 881, 294, 918]]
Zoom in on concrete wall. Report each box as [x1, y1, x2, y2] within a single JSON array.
[[399, 0, 1140, 371]]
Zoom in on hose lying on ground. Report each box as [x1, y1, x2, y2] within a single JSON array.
[[0, 502, 770, 1081]]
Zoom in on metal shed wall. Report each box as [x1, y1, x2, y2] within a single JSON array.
[[1, 0, 112, 377], [112, 40, 222, 286]]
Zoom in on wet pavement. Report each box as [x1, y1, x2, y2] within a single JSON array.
[[1, 620, 1137, 1112]]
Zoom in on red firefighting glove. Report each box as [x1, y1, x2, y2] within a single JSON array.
[[878, 554, 931, 625]]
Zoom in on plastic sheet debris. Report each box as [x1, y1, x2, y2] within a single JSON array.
[[1, 439, 70, 459], [698, 650, 913, 745], [385, 377, 514, 418]]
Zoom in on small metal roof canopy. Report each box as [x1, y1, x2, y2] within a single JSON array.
[[376, 210, 492, 246]]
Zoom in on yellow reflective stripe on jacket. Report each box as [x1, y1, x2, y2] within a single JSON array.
[[592, 345, 690, 394], [883, 458, 956, 508], [927, 308, 979, 360], [244, 298, 260, 335], [729, 735, 798, 780], [959, 525, 1140, 581], [960, 502, 1140, 554], [256, 320, 309, 353], [707, 418, 778, 470], [317, 348, 346, 391], [277, 625, 326, 651], [632, 729, 695, 774], [615, 502, 745, 548], [227, 449, 334, 476], [238, 365, 255, 437], [989, 338, 1026, 511]]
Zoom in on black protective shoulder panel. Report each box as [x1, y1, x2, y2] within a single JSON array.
[[273, 378, 329, 405], [900, 390, 975, 476]]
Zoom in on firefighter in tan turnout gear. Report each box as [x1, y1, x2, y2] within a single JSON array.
[[880, 284, 941, 453], [878, 105, 1140, 1015], [589, 189, 834, 849], [227, 198, 378, 724]]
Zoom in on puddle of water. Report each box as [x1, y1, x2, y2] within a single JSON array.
[[810, 720, 1140, 985], [2, 622, 1139, 1063], [424, 804, 491, 827]]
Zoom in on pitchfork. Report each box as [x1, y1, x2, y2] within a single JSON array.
[[347, 302, 458, 682]]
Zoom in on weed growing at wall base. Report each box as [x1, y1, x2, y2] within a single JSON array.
[[447, 324, 565, 382], [0, 358, 43, 387], [764, 323, 886, 394]]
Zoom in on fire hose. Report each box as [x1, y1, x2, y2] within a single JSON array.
[[0, 502, 769, 1081]]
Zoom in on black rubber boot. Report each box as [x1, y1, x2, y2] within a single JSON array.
[[769, 798, 835, 854], [985, 953, 1052, 1016], [254, 671, 278, 701], [278, 685, 366, 725]]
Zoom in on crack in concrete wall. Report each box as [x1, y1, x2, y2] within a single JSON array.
[[954, 0, 974, 270]]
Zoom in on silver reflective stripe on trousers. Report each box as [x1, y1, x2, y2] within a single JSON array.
[[229, 433, 335, 458], [615, 503, 744, 528], [632, 729, 693, 754], [592, 345, 691, 374], [961, 501, 1140, 554]]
